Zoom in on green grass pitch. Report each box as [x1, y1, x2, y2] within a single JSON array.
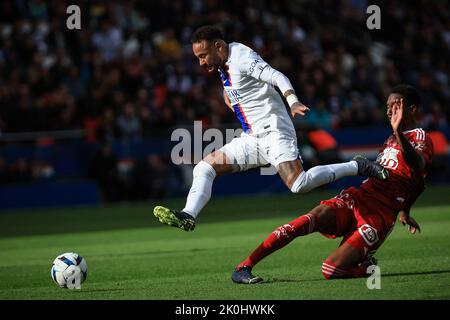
[[0, 185, 449, 300]]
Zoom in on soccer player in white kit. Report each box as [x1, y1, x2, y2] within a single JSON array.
[[154, 25, 387, 231]]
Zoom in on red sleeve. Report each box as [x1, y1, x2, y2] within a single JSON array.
[[415, 133, 434, 168]]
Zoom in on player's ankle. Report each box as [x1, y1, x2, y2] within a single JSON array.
[[237, 260, 253, 270]]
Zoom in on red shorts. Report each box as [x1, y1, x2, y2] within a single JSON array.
[[320, 187, 396, 260]]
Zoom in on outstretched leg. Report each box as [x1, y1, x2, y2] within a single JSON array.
[[232, 204, 336, 284], [154, 151, 235, 231], [277, 156, 388, 194], [321, 231, 378, 279]]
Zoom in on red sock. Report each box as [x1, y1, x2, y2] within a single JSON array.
[[321, 259, 367, 279], [237, 213, 316, 269]]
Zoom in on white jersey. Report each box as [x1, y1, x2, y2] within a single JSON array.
[[219, 42, 296, 136]]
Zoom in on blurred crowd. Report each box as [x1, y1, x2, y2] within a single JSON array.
[[0, 0, 449, 140], [1, 0, 449, 201], [0, 156, 54, 183], [88, 144, 184, 201]]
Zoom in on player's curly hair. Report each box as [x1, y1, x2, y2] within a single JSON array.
[[391, 84, 421, 108], [190, 25, 224, 43]]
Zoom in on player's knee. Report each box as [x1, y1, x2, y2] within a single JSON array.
[[290, 171, 313, 194], [291, 185, 312, 194], [202, 152, 236, 176], [193, 161, 217, 180]]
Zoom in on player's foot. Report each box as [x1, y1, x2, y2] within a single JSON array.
[[360, 256, 378, 269], [231, 266, 263, 284], [353, 155, 388, 180], [153, 206, 196, 231]]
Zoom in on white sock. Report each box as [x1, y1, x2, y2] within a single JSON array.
[[182, 161, 216, 218], [291, 161, 358, 193]]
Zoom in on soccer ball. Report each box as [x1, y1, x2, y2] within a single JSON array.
[[51, 252, 88, 289]]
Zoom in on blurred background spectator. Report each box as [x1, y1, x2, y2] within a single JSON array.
[[89, 144, 121, 202], [428, 124, 450, 183]]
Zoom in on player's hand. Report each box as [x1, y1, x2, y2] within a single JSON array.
[[390, 98, 404, 132], [291, 102, 310, 117], [399, 213, 421, 234]]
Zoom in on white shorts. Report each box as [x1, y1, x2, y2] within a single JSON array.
[[219, 130, 301, 172]]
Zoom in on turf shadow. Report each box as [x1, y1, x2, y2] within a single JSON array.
[[260, 269, 450, 284], [83, 288, 127, 293], [260, 278, 323, 284], [93, 246, 240, 259], [382, 269, 450, 277]]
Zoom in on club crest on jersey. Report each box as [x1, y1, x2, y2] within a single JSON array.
[[379, 146, 400, 170], [358, 224, 379, 246]]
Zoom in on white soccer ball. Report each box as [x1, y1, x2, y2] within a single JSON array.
[[51, 252, 88, 289]]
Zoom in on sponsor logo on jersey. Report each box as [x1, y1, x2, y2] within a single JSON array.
[[358, 224, 379, 246], [249, 58, 260, 73]]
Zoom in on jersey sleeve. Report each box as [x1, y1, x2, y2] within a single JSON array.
[[237, 48, 269, 79], [417, 133, 434, 167]]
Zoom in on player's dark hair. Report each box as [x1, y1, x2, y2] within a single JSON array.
[[190, 25, 224, 43], [391, 84, 421, 108]]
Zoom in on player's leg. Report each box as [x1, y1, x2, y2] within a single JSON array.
[[321, 229, 380, 280], [232, 204, 337, 284], [322, 224, 384, 279], [322, 195, 395, 279], [277, 158, 354, 193], [153, 150, 235, 231], [154, 134, 263, 231], [264, 131, 387, 194], [278, 156, 388, 194], [181, 151, 235, 217]]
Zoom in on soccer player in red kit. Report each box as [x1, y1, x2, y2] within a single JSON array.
[[232, 84, 434, 284]]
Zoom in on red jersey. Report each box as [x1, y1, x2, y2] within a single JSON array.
[[359, 128, 434, 213]]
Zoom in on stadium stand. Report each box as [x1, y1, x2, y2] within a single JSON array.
[[0, 0, 449, 207]]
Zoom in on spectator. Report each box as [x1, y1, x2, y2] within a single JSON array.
[[89, 144, 121, 202], [427, 126, 449, 183], [91, 18, 124, 63], [132, 154, 174, 200], [9, 158, 33, 183], [116, 102, 142, 143], [0, 157, 11, 183], [96, 108, 119, 145]]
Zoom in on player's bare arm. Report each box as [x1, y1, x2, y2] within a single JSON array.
[[389, 97, 426, 173], [283, 89, 310, 117], [399, 210, 421, 234]]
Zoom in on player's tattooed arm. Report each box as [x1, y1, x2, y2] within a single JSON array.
[[283, 89, 295, 97], [390, 98, 426, 173], [399, 210, 421, 234]]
